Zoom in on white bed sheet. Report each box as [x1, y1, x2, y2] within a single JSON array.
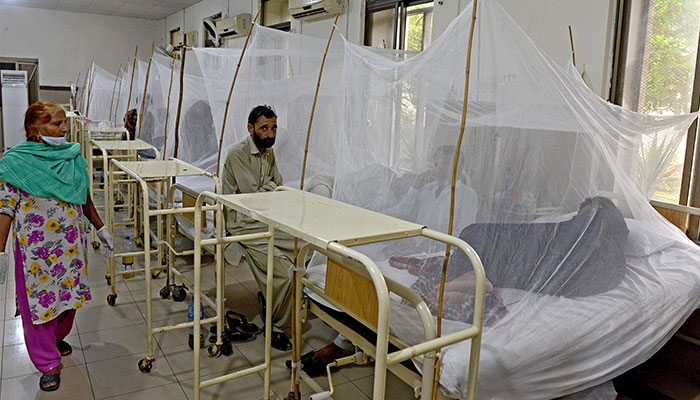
[[304, 220, 700, 399]]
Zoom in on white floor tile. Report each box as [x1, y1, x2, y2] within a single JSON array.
[[87, 350, 176, 399], [0, 364, 94, 400], [75, 303, 144, 334], [80, 324, 150, 363], [162, 343, 251, 381], [102, 382, 187, 400]]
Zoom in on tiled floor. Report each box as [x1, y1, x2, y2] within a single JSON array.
[[0, 226, 415, 399]]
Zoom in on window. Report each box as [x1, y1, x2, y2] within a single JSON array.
[[614, 0, 700, 205], [365, 0, 434, 51], [262, 0, 291, 31]]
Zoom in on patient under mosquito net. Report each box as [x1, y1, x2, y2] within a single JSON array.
[[185, 0, 700, 398]]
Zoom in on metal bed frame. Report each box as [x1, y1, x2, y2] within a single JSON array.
[[192, 187, 485, 400]]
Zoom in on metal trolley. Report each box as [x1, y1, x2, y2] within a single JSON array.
[[106, 159, 221, 374], [191, 187, 486, 400], [91, 139, 160, 282]]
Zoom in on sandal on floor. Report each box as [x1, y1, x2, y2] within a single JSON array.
[[225, 311, 261, 334], [56, 340, 72, 356], [208, 328, 257, 344], [39, 372, 61, 392], [284, 351, 328, 377]]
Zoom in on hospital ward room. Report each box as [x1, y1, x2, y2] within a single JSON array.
[[2, 0, 700, 399]]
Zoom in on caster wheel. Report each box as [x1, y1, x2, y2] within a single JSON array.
[[107, 293, 117, 306], [159, 286, 170, 299], [172, 286, 187, 302], [207, 345, 221, 358], [137, 358, 153, 373], [220, 341, 233, 357], [92, 242, 100, 250]]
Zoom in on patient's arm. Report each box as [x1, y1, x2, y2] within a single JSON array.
[[428, 271, 494, 303]]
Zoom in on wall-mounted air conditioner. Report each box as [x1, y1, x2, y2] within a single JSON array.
[[289, 0, 344, 22], [185, 31, 198, 46], [216, 14, 251, 39]]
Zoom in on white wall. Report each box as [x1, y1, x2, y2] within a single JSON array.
[[162, 0, 618, 98], [433, 0, 617, 99], [0, 5, 164, 87], [162, 0, 365, 49]]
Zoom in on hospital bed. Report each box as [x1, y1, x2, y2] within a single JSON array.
[[192, 187, 486, 400], [299, 211, 700, 399], [107, 158, 221, 376]]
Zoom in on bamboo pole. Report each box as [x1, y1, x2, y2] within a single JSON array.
[[113, 65, 126, 124], [137, 42, 156, 139], [109, 66, 121, 124], [161, 59, 176, 160], [215, 8, 261, 175], [569, 25, 576, 67], [125, 45, 139, 115], [298, 13, 339, 191], [432, 2, 479, 399], [290, 15, 341, 400], [84, 63, 96, 118], [173, 47, 187, 159], [77, 60, 92, 113]]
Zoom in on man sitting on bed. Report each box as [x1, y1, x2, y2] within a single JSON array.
[[222, 104, 293, 351]]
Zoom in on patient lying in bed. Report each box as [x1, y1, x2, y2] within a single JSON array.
[[389, 196, 629, 326], [449, 196, 629, 299]]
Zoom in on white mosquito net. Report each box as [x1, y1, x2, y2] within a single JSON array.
[[80, 64, 117, 122], [162, 0, 700, 398]]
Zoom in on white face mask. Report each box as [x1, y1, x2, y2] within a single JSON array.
[[41, 135, 67, 146]]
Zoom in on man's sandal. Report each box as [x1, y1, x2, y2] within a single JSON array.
[[56, 340, 72, 356]]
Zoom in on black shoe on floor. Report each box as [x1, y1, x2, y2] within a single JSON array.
[[269, 331, 292, 352]]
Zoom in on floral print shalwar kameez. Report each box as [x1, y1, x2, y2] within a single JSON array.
[[0, 181, 91, 372]]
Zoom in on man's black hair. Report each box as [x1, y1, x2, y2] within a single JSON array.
[[579, 196, 616, 211], [248, 105, 277, 125]]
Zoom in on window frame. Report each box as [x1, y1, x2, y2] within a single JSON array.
[[365, 0, 433, 50], [611, 0, 700, 236]]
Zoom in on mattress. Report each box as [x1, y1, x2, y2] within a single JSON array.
[[304, 219, 700, 399]]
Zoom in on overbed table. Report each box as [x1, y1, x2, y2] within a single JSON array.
[[193, 187, 486, 400]]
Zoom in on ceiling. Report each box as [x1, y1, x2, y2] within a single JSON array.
[[0, 0, 202, 20]]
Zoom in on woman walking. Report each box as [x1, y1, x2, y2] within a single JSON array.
[[0, 101, 113, 391]]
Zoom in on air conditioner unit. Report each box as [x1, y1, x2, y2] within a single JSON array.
[[216, 14, 251, 39], [172, 31, 184, 48], [1, 70, 29, 151], [289, 0, 344, 22], [185, 31, 198, 46]]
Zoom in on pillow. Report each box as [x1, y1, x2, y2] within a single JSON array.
[[624, 219, 681, 257]]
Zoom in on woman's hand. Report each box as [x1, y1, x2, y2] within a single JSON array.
[[96, 227, 114, 258]]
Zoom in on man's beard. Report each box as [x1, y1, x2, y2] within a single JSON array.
[[253, 130, 275, 148]]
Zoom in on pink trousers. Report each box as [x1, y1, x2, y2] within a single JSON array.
[[14, 241, 75, 373]]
